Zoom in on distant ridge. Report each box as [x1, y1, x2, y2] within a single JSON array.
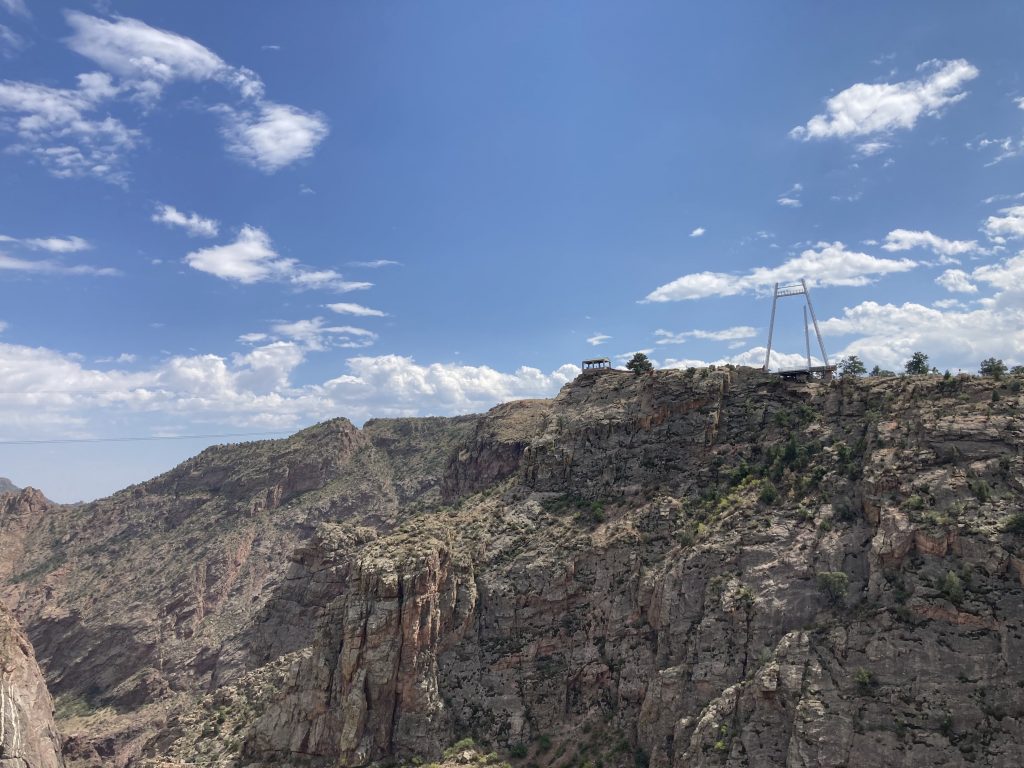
[[0, 476, 19, 494]]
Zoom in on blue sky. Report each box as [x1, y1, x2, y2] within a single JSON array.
[[2, 0, 1024, 501]]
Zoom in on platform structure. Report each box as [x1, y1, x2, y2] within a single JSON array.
[[582, 357, 612, 372], [763, 280, 835, 381]]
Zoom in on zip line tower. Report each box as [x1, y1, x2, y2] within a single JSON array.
[[763, 279, 835, 380]]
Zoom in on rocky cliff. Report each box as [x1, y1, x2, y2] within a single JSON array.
[[0, 602, 63, 768], [2, 367, 1024, 767]]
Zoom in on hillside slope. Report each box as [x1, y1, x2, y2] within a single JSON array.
[[3, 367, 1024, 767]]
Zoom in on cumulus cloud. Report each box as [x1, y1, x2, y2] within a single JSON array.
[[882, 229, 978, 258], [690, 227, 705, 237], [823, 299, 1024, 371], [791, 59, 979, 141], [586, 334, 611, 346], [185, 226, 370, 292], [655, 326, 757, 344], [325, 302, 387, 317], [152, 204, 219, 237], [185, 226, 293, 284], [983, 206, 1024, 243], [935, 268, 977, 293], [217, 102, 329, 172], [0, 338, 581, 439], [645, 241, 916, 302]]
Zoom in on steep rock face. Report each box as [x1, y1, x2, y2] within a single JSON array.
[[4, 368, 1024, 768], [0, 416, 478, 765], [0, 604, 63, 768]]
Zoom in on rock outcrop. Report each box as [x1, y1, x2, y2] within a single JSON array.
[[0, 603, 63, 768], [2, 367, 1024, 767]]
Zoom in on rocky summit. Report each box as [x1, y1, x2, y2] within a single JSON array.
[[2, 366, 1024, 768]]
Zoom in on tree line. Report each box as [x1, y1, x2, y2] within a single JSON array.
[[837, 352, 1024, 379]]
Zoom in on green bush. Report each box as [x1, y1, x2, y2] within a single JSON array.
[[759, 480, 779, 505], [940, 570, 964, 606], [1002, 511, 1024, 534], [853, 667, 876, 693], [817, 571, 849, 606], [509, 745, 528, 760]]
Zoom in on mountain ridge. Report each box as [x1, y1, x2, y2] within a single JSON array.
[[2, 367, 1024, 767]]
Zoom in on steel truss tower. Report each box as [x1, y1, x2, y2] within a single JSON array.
[[763, 279, 830, 374]]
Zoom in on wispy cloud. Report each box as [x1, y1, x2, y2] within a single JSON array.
[[689, 227, 705, 237], [654, 326, 757, 344], [777, 182, 802, 208], [791, 59, 978, 141], [348, 259, 401, 268], [0, 234, 91, 252], [325, 302, 387, 317], [586, 333, 611, 346]]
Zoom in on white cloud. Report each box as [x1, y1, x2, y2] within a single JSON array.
[[152, 204, 219, 237], [64, 11, 263, 103], [185, 226, 293, 284], [184, 226, 369, 292], [0, 73, 138, 182], [967, 135, 1024, 167], [238, 332, 268, 344], [935, 268, 977, 294], [0, 320, 7, 332], [0, 338, 581, 439], [271, 318, 376, 351], [217, 102, 329, 172], [822, 298, 1024, 371], [586, 334, 611, 346], [655, 326, 758, 344], [0, 252, 118, 276], [882, 229, 978, 257], [645, 241, 916, 302], [348, 259, 401, 268], [325, 302, 387, 317], [983, 205, 1024, 243], [0, 12, 327, 181], [0, 234, 91, 252], [973, 253, 1024, 292], [791, 59, 979, 140], [689, 227, 705, 237], [777, 182, 803, 208], [289, 271, 372, 292], [856, 141, 891, 156]]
